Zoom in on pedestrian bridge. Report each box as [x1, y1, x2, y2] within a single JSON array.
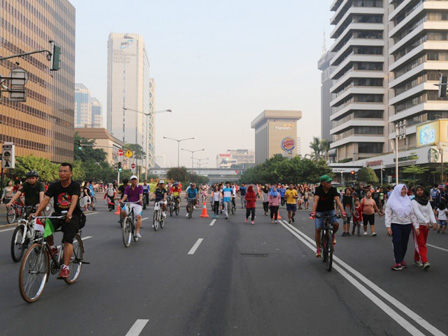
[[149, 168, 241, 183]]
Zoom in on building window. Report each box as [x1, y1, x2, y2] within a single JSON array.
[[358, 143, 383, 153]]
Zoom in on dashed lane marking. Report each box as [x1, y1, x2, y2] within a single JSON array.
[[188, 238, 204, 255], [209, 219, 217, 226], [85, 212, 99, 216], [142, 217, 149, 221], [427, 243, 448, 253], [0, 227, 15, 233], [125, 319, 149, 336]]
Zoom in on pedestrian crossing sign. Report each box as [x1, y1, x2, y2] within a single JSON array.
[[125, 150, 133, 158]]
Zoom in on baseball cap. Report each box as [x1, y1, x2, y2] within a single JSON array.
[[159, 180, 165, 184], [130, 175, 138, 180], [320, 175, 332, 183]]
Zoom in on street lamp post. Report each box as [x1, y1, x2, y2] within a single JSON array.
[[393, 120, 407, 185], [181, 148, 205, 171], [194, 157, 209, 168], [123, 107, 171, 180], [163, 137, 195, 167]]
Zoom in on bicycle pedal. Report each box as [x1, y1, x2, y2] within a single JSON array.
[[81, 261, 90, 265]]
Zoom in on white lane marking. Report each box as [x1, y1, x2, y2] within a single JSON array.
[[142, 217, 149, 221], [125, 319, 149, 336], [85, 212, 98, 216], [280, 220, 446, 336], [209, 219, 217, 226], [427, 243, 448, 253], [188, 238, 204, 255], [0, 227, 15, 233], [82, 236, 92, 241]]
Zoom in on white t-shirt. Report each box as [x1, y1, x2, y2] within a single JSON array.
[[437, 208, 447, 221]]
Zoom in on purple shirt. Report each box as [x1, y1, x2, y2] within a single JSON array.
[[124, 185, 143, 202]]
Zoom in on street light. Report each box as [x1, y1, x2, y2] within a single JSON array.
[[181, 148, 205, 170], [163, 137, 195, 167], [391, 120, 407, 185], [123, 107, 172, 180], [193, 157, 209, 168]]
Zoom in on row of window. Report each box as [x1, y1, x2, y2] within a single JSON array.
[[395, 91, 443, 113], [395, 70, 440, 96], [0, 133, 73, 158], [333, 110, 383, 127]]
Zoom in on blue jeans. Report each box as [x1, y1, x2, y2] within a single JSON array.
[[391, 224, 412, 264], [315, 210, 338, 229]]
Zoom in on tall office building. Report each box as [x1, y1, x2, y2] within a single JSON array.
[[107, 33, 151, 161], [147, 78, 156, 167], [75, 83, 91, 128], [91, 98, 103, 128], [0, 1, 76, 162], [318, 50, 334, 142], [326, 0, 448, 163]]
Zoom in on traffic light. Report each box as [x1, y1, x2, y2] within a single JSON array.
[[75, 140, 81, 150], [50, 41, 61, 71], [438, 73, 447, 98], [118, 162, 122, 172], [350, 171, 355, 175]]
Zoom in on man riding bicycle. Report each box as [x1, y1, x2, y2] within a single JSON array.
[[185, 183, 198, 217], [7, 170, 45, 216], [154, 180, 167, 218], [311, 175, 346, 258], [30, 163, 84, 279], [119, 175, 143, 238], [170, 182, 182, 207]]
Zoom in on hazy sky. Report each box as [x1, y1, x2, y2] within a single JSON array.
[[71, 0, 332, 168]]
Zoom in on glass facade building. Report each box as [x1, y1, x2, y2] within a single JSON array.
[[0, 0, 76, 162]]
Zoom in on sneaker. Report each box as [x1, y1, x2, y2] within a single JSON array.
[[371, 232, 377, 237], [288, 219, 292, 224], [162, 212, 166, 218], [57, 266, 69, 279], [316, 249, 321, 258], [292, 217, 295, 222], [363, 232, 368, 236], [414, 260, 423, 267], [186, 214, 189, 217], [391, 263, 403, 271], [401, 261, 408, 269], [423, 262, 431, 270], [136, 232, 142, 238], [251, 221, 255, 225], [245, 218, 248, 223]]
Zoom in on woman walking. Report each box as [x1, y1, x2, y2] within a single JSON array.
[[361, 190, 381, 236], [385, 184, 420, 271], [261, 185, 270, 216], [412, 185, 436, 270], [342, 188, 354, 236], [244, 185, 257, 224], [269, 185, 281, 224]]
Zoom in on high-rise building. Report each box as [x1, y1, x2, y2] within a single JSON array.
[[107, 33, 151, 162], [251, 110, 302, 164], [0, 1, 76, 162], [91, 98, 103, 128], [318, 50, 334, 142], [75, 84, 91, 128], [326, 0, 448, 164], [148, 78, 156, 167]]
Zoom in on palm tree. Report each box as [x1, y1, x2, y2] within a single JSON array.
[[320, 139, 331, 162], [309, 137, 322, 160]]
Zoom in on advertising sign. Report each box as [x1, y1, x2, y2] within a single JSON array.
[[417, 121, 439, 147], [281, 137, 295, 153]]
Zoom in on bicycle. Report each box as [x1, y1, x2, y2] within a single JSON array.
[[186, 198, 196, 219], [6, 203, 24, 224], [173, 197, 180, 216], [121, 202, 140, 247], [153, 201, 165, 231], [167, 195, 175, 217], [143, 193, 149, 210], [314, 213, 340, 272], [10, 206, 37, 262], [18, 213, 87, 303]]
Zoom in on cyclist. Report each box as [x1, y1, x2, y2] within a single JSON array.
[[311, 175, 346, 258], [119, 175, 143, 238], [153, 180, 168, 219], [222, 182, 233, 219], [239, 183, 247, 209], [170, 182, 182, 209], [142, 180, 150, 208], [30, 163, 83, 279], [285, 183, 299, 224], [185, 183, 198, 217], [7, 170, 45, 215]]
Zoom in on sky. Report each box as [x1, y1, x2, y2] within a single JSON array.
[[71, 0, 333, 168]]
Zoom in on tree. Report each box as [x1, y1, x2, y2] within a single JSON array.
[[309, 137, 322, 161], [74, 133, 107, 162], [357, 167, 379, 184], [123, 143, 146, 161], [402, 165, 429, 186], [167, 167, 189, 184], [320, 139, 331, 162], [14, 155, 59, 182]]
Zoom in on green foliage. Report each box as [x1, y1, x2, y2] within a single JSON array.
[[74, 133, 107, 162], [402, 165, 429, 186], [14, 155, 59, 182], [357, 167, 379, 184], [167, 167, 189, 184], [239, 155, 332, 184], [123, 143, 146, 160]]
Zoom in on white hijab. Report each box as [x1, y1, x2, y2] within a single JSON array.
[[387, 184, 413, 218]]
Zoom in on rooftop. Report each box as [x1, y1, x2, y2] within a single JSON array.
[[250, 110, 302, 129]]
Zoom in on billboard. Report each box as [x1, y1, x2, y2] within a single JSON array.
[[417, 121, 439, 147]]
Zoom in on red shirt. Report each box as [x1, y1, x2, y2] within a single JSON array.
[[245, 192, 257, 208]]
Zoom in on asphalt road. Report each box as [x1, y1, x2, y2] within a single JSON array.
[[0, 198, 448, 336]]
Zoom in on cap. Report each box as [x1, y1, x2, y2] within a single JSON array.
[[320, 175, 332, 183], [159, 180, 165, 184], [130, 175, 138, 180]]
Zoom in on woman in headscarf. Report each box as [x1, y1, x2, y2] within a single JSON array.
[[244, 185, 257, 225], [104, 183, 116, 211], [385, 184, 419, 271], [268, 185, 281, 224], [412, 185, 436, 270], [261, 184, 270, 216]]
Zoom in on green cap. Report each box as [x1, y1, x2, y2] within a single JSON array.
[[320, 175, 332, 183]]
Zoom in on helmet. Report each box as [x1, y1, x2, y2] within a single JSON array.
[[26, 170, 39, 178]]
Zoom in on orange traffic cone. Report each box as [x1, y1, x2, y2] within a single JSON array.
[[114, 204, 121, 215], [200, 201, 209, 218], [277, 209, 282, 219]]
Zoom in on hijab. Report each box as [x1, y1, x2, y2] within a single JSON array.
[[387, 184, 413, 218], [247, 185, 256, 196], [269, 187, 279, 197], [413, 185, 429, 206]]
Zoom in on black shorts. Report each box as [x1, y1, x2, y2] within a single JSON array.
[[50, 213, 82, 244], [363, 213, 375, 226]]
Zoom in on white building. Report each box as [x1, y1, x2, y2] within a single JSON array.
[[74, 83, 91, 128], [216, 149, 255, 168], [91, 98, 103, 128], [107, 33, 151, 159]]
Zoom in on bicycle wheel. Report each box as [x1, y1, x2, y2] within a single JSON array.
[[122, 217, 132, 247], [153, 211, 159, 231], [322, 231, 328, 263], [11, 225, 27, 262], [6, 207, 16, 224], [160, 214, 165, 229], [326, 231, 334, 272], [64, 234, 84, 284], [231, 205, 236, 215], [175, 204, 179, 216], [19, 243, 49, 303]]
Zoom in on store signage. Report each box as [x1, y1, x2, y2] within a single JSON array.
[[281, 137, 295, 152]]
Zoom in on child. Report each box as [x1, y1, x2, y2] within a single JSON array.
[[352, 198, 362, 236], [436, 200, 447, 234]]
